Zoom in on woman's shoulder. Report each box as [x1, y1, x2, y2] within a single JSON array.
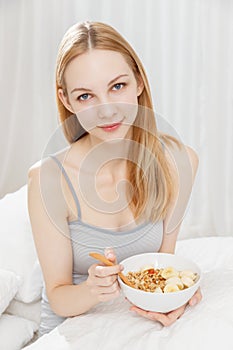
[[164, 140, 199, 183], [184, 145, 199, 174], [28, 135, 88, 179], [28, 147, 71, 178]]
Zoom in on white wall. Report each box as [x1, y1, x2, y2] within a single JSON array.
[[0, 0, 232, 237]]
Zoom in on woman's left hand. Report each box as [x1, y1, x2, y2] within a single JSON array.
[[129, 287, 202, 327]]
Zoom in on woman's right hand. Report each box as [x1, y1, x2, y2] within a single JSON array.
[[86, 248, 123, 303]]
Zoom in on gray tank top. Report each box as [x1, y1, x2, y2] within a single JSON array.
[[39, 155, 164, 336]]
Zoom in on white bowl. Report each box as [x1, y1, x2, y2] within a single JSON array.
[[118, 252, 201, 313]]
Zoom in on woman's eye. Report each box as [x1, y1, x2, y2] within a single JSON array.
[[112, 83, 125, 91], [77, 93, 91, 101]]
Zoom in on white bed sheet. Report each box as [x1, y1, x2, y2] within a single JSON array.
[[0, 314, 38, 350], [24, 237, 233, 350]]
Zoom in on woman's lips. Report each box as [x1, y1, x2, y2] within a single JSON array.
[[98, 119, 124, 132]]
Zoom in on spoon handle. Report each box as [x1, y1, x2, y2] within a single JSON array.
[[89, 252, 132, 287], [89, 252, 114, 266]]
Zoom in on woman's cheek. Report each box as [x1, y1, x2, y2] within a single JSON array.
[[75, 106, 99, 132]]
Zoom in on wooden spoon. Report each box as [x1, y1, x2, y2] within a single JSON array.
[[89, 252, 134, 288]]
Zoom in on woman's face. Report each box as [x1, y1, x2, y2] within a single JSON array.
[[59, 49, 143, 143]]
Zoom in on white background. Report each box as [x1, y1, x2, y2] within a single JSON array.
[[0, 0, 232, 237]]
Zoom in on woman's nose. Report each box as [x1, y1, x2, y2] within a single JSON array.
[[97, 102, 118, 119]]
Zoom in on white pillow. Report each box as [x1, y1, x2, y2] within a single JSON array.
[[0, 314, 38, 350], [5, 298, 41, 325], [16, 259, 43, 304], [0, 269, 21, 315], [0, 185, 43, 303]]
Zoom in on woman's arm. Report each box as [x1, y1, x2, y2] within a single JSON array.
[[159, 144, 199, 254], [28, 160, 121, 318], [28, 161, 97, 317]]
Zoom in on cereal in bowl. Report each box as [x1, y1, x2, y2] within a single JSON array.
[[126, 266, 199, 293]]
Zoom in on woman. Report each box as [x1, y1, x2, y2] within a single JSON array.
[[28, 21, 202, 336]]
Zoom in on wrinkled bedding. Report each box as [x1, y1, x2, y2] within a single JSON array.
[[0, 314, 38, 350], [24, 237, 233, 350]]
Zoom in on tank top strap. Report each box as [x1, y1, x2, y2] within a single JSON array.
[[49, 155, 82, 220]]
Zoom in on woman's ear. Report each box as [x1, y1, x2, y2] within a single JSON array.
[[136, 76, 144, 97], [58, 88, 75, 113]]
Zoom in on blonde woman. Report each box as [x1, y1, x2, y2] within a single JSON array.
[[28, 21, 202, 336]]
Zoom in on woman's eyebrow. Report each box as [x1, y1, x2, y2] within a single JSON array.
[[108, 74, 129, 86], [70, 74, 129, 94]]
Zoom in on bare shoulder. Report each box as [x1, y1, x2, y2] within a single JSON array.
[[27, 154, 63, 206], [28, 159, 42, 176], [184, 145, 199, 177], [28, 147, 70, 179], [28, 158, 54, 187], [163, 140, 199, 182], [28, 153, 69, 224], [27, 157, 56, 199]]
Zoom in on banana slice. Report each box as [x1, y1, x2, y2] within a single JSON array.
[[161, 267, 179, 279], [164, 284, 180, 293], [179, 270, 196, 280], [140, 265, 154, 272], [165, 276, 184, 290], [181, 276, 195, 288], [154, 287, 163, 293]]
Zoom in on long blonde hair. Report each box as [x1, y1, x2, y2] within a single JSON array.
[[55, 21, 181, 223]]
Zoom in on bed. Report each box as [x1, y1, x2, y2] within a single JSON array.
[[23, 236, 233, 350], [1, 185, 233, 350]]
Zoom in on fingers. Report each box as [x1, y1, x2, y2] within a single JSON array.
[[128, 287, 203, 326], [88, 263, 122, 277], [104, 247, 117, 264], [130, 306, 152, 319], [87, 273, 120, 302], [130, 306, 169, 325], [95, 264, 123, 277], [97, 281, 120, 298], [160, 305, 186, 325], [189, 287, 202, 306], [98, 286, 120, 302], [87, 261, 122, 303], [130, 304, 186, 327], [94, 274, 117, 287]]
